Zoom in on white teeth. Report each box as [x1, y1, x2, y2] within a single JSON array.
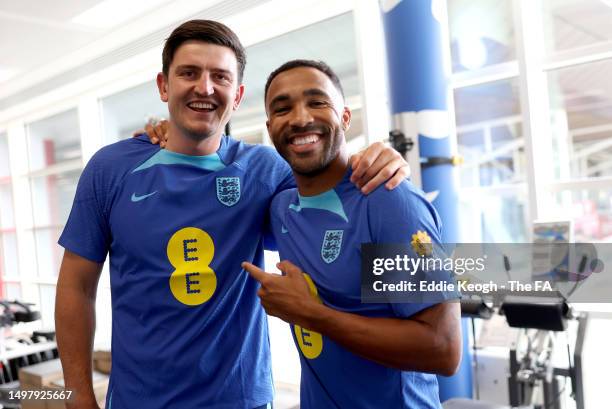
[[292, 134, 320, 145], [189, 102, 214, 109]]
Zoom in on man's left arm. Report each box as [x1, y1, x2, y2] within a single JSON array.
[[243, 260, 461, 375], [306, 294, 461, 376]]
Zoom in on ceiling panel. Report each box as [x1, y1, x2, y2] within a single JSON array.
[[0, 0, 104, 21], [0, 18, 99, 69], [0, 0, 268, 104]]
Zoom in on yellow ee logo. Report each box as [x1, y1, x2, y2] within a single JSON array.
[[294, 274, 323, 359], [167, 227, 217, 306]]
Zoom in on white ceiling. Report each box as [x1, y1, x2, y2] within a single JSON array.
[[0, 0, 256, 102], [0, 1, 167, 83]]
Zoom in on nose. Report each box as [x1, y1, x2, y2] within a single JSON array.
[[195, 73, 214, 96], [288, 104, 314, 128]]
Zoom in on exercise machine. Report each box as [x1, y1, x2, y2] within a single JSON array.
[[445, 297, 587, 409], [0, 299, 57, 408]]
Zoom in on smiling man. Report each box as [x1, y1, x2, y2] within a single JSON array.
[[159, 35, 243, 153], [243, 60, 462, 409], [55, 20, 410, 409]]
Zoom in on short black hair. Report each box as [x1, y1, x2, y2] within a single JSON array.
[[264, 59, 345, 101], [162, 19, 246, 83]]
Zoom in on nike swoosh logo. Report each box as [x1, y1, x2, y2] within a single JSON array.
[[281, 226, 288, 233], [131, 191, 158, 202]]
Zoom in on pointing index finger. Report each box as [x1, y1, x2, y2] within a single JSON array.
[[242, 262, 269, 283]]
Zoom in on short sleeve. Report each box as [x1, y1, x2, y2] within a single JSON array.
[[367, 182, 459, 317], [58, 154, 112, 263]]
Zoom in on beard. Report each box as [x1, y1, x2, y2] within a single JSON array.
[[275, 124, 343, 177]]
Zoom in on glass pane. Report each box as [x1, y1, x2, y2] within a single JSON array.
[[5, 283, 21, 300], [552, 189, 612, 242], [547, 60, 612, 180], [232, 129, 264, 145], [542, 0, 612, 55], [233, 13, 360, 137], [0, 183, 15, 229], [39, 285, 56, 328], [0, 132, 9, 177], [459, 188, 528, 242], [94, 284, 113, 350], [582, 317, 612, 408], [447, 0, 516, 73], [1, 232, 19, 277], [34, 227, 63, 278], [30, 169, 81, 227], [101, 80, 168, 144], [26, 109, 81, 171], [455, 78, 524, 187]]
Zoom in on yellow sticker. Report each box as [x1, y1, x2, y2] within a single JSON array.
[[294, 273, 323, 359], [167, 227, 217, 306], [411, 230, 433, 256]]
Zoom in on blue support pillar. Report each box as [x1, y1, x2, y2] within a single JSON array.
[[380, 0, 471, 401]]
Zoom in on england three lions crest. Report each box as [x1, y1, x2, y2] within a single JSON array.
[[321, 230, 343, 264], [216, 177, 241, 207]]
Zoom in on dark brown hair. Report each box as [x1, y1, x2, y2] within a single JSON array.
[[162, 20, 246, 83], [264, 59, 345, 101]]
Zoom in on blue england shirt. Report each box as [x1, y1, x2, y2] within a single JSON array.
[[269, 168, 456, 409], [59, 135, 292, 409]]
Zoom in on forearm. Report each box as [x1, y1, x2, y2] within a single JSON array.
[[55, 283, 98, 407], [303, 302, 460, 375]]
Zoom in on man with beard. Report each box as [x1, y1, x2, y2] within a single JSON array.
[[242, 60, 462, 409], [55, 21, 409, 409]]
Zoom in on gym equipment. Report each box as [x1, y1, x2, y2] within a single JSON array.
[[446, 297, 587, 409], [0, 299, 57, 408], [502, 298, 586, 409]]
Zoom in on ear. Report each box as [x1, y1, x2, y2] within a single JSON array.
[[156, 72, 169, 103], [232, 84, 245, 110], [341, 106, 352, 132]]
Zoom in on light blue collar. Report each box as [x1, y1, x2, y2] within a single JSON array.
[[289, 189, 348, 222], [132, 149, 226, 173]]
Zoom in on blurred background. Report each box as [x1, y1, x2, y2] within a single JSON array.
[[0, 0, 611, 408]]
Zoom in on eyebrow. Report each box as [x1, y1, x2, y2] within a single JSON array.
[[303, 88, 330, 98], [268, 88, 331, 108], [269, 94, 290, 108], [174, 64, 201, 72], [174, 65, 233, 76], [211, 68, 233, 76]]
